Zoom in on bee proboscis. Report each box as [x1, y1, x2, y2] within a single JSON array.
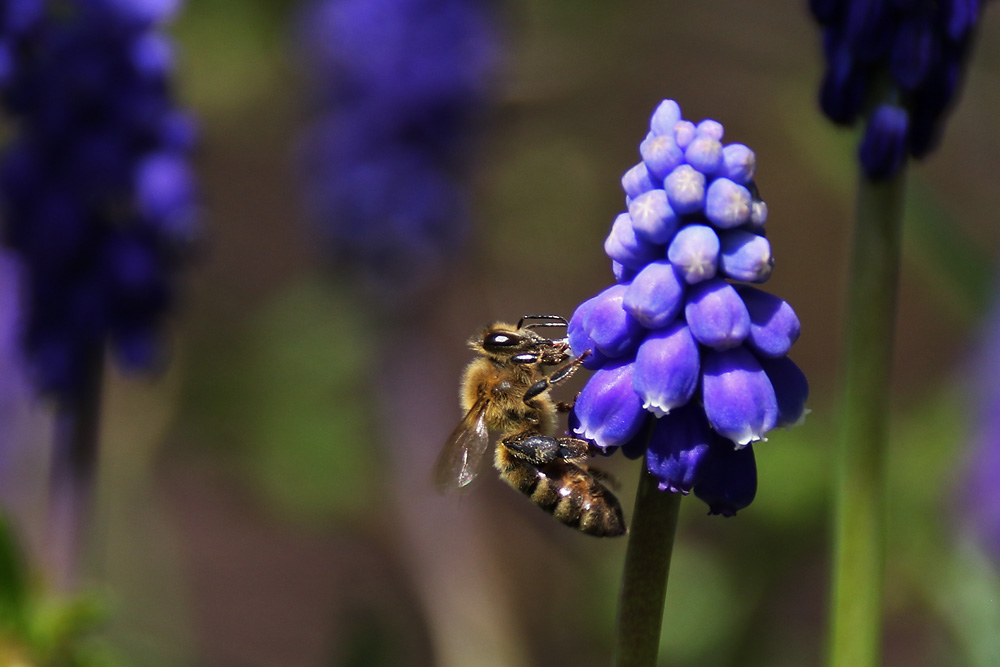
[[434, 315, 626, 537]]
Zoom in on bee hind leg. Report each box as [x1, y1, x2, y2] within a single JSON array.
[[502, 430, 590, 465]]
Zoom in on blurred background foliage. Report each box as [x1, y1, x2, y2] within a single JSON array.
[[2, 0, 1000, 665]]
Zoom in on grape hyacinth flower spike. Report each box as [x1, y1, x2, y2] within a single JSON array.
[[811, 0, 988, 179], [587, 100, 808, 667], [295, 0, 498, 308], [570, 99, 808, 517], [0, 0, 197, 589], [810, 5, 989, 666]]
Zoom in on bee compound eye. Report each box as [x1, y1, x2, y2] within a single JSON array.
[[485, 332, 519, 348]]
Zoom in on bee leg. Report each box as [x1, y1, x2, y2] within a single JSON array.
[[502, 430, 590, 465], [522, 351, 591, 407], [555, 400, 574, 413]]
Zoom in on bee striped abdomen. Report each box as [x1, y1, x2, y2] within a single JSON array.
[[495, 447, 626, 537]]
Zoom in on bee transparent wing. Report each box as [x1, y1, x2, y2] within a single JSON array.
[[434, 394, 491, 494]]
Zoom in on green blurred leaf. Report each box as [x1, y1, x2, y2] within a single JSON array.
[[0, 515, 28, 634], [241, 277, 380, 521], [657, 540, 746, 665], [904, 179, 995, 322], [174, 0, 290, 116], [753, 412, 832, 529], [932, 540, 1000, 667]]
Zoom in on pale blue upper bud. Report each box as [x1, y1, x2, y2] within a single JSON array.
[[571, 359, 648, 451], [664, 164, 706, 215], [673, 120, 697, 149], [701, 346, 778, 445], [684, 132, 724, 175], [646, 403, 712, 494], [640, 135, 684, 182], [632, 321, 700, 417], [696, 119, 724, 141], [684, 278, 751, 350], [667, 223, 719, 284], [721, 143, 756, 184], [604, 212, 659, 270], [719, 230, 774, 283], [758, 355, 809, 428], [628, 189, 679, 244], [737, 286, 801, 358], [582, 283, 645, 358], [622, 260, 685, 330], [622, 162, 656, 199], [705, 178, 752, 229], [650, 99, 682, 136]]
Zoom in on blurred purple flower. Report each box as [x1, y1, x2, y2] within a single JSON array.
[[295, 0, 499, 303], [959, 295, 1000, 564], [811, 0, 986, 179], [569, 100, 808, 516], [0, 0, 197, 399]]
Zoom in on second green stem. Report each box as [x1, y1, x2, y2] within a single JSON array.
[[828, 169, 906, 667]]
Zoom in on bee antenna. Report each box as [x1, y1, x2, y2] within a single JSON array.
[[517, 314, 567, 329]]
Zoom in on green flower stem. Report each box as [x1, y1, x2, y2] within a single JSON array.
[[828, 168, 906, 667], [46, 346, 105, 592], [614, 461, 682, 667]]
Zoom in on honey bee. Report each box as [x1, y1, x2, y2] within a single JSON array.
[[434, 315, 626, 537]]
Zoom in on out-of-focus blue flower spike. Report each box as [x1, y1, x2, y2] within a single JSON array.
[[567, 295, 610, 370], [632, 320, 700, 418], [694, 440, 757, 516], [649, 99, 682, 136], [908, 56, 961, 158], [943, 0, 980, 41], [622, 162, 657, 198], [673, 120, 697, 149], [1, 0, 44, 35], [701, 345, 778, 445], [85, 0, 182, 27], [622, 260, 685, 330], [810, 0, 843, 24], [667, 224, 719, 285], [757, 355, 809, 428], [736, 286, 801, 358], [718, 229, 774, 283], [582, 283, 645, 358], [684, 130, 724, 176], [604, 212, 660, 270], [684, 278, 751, 350], [859, 103, 909, 180], [571, 359, 648, 451], [663, 164, 705, 215], [890, 11, 937, 90], [844, 0, 893, 63], [131, 31, 174, 77], [640, 134, 684, 183], [646, 403, 712, 494], [705, 178, 752, 229], [721, 144, 756, 185], [628, 189, 679, 245], [820, 43, 868, 125]]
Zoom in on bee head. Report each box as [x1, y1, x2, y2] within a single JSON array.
[[472, 320, 568, 362]]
